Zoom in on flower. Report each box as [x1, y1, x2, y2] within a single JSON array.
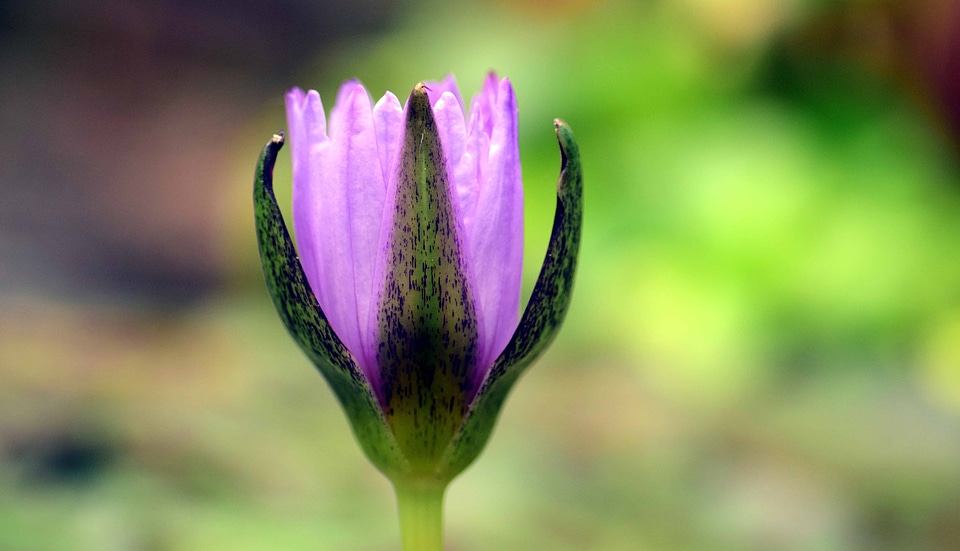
[[253, 74, 582, 487]]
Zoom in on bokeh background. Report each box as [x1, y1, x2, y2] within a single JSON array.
[[3, 0, 960, 549]]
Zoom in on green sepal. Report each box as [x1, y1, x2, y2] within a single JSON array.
[[441, 120, 583, 475], [253, 133, 405, 477], [375, 85, 480, 482]]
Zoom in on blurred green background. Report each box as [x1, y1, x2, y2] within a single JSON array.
[[3, 0, 960, 549]]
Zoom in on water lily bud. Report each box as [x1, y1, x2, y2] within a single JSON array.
[[254, 74, 582, 487]]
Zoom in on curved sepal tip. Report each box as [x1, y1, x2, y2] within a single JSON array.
[[253, 133, 405, 477], [440, 119, 583, 476]]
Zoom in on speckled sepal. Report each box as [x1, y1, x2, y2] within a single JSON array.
[[373, 85, 480, 480], [253, 133, 405, 477], [441, 120, 583, 476]]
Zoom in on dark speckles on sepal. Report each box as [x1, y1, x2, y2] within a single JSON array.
[[374, 85, 480, 480], [440, 119, 583, 476], [253, 133, 405, 477]]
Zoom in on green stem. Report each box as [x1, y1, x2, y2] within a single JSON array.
[[395, 481, 446, 551]]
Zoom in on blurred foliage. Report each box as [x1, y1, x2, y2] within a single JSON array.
[[3, 0, 960, 550]]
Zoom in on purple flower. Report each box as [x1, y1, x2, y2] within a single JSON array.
[[254, 74, 582, 484], [285, 74, 522, 405]]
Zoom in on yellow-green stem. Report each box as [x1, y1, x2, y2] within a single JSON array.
[[395, 482, 446, 551]]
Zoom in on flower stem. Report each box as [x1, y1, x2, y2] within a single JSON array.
[[395, 481, 446, 551]]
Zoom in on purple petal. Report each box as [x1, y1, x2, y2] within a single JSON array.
[[470, 72, 500, 138], [290, 82, 388, 384], [466, 77, 523, 385], [373, 91, 403, 186], [425, 74, 463, 110], [458, 97, 490, 234], [286, 87, 329, 333], [329, 80, 362, 133], [432, 92, 471, 219]]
